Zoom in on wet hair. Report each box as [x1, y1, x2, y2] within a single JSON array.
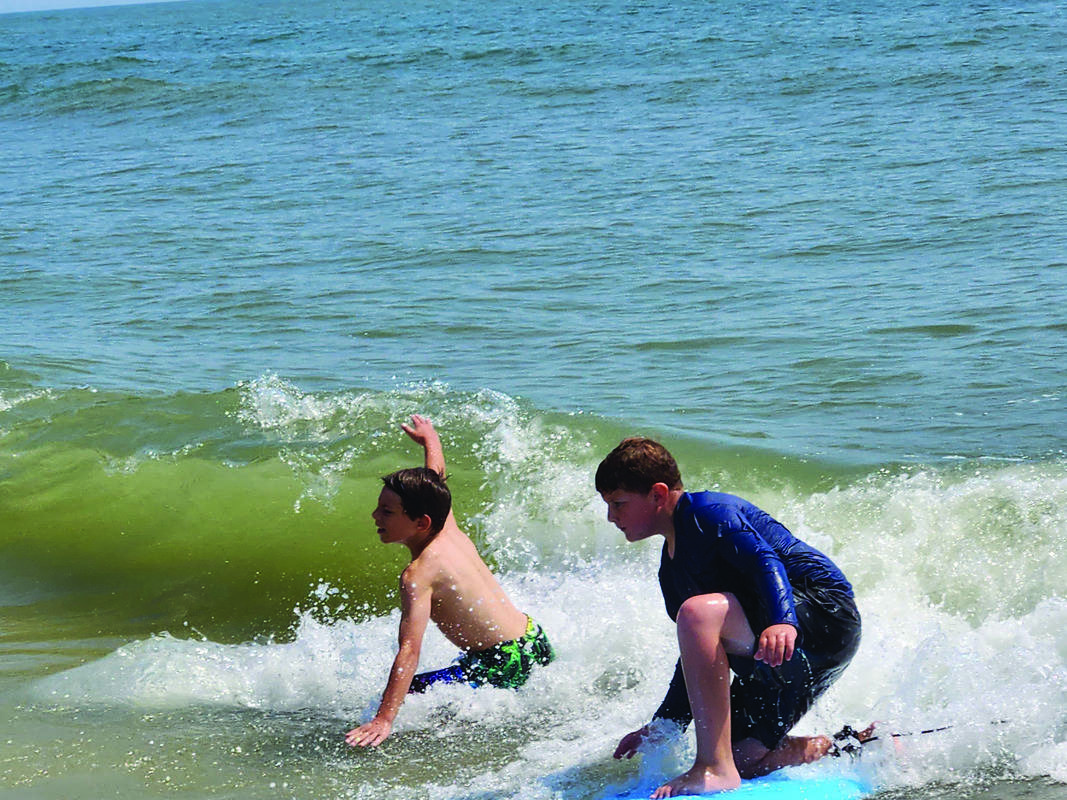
[[381, 467, 451, 534], [595, 437, 683, 495]]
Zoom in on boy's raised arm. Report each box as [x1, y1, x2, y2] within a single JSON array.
[[401, 414, 446, 477]]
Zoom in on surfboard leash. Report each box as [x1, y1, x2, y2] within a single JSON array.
[[828, 720, 1010, 758]]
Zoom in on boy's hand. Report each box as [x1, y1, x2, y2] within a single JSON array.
[[345, 717, 392, 748], [614, 725, 652, 759], [401, 414, 447, 476], [754, 623, 797, 668], [401, 414, 440, 449]]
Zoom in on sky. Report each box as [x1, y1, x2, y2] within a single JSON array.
[[1, 0, 179, 13]]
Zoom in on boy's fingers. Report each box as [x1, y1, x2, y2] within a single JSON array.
[[755, 637, 771, 661], [756, 626, 796, 667], [614, 728, 647, 759], [346, 726, 382, 748]]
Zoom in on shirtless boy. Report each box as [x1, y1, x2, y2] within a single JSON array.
[[345, 415, 554, 748], [596, 438, 862, 798]]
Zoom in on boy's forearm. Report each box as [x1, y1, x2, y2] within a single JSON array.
[[422, 439, 446, 476], [374, 649, 420, 722]]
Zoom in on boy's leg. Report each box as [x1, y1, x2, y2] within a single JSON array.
[[652, 593, 754, 799], [731, 590, 862, 778]]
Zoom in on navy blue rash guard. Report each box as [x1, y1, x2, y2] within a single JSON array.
[[653, 491, 856, 728]]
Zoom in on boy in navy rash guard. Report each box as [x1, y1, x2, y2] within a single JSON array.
[[596, 438, 862, 799]]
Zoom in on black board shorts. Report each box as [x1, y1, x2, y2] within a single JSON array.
[[728, 587, 861, 750]]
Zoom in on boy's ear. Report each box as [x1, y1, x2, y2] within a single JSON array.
[[650, 482, 671, 507], [415, 513, 434, 533]]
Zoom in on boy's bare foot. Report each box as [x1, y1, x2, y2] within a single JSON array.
[[738, 734, 835, 777], [788, 734, 834, 763], [650, 763, 741, 798]]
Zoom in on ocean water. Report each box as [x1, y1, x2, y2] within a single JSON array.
[[1, 0, 1065, 798]]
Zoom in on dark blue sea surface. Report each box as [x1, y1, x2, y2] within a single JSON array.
[[2, 0, 1065, 462]]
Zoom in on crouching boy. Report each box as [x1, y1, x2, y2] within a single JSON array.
[[597, 437, 861, 798], [345, 415, 554, 748]]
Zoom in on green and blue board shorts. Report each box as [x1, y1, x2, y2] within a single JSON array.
[[408, 616, 555, 693]]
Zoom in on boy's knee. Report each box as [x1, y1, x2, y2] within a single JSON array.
[[676, 593, 733, 632]]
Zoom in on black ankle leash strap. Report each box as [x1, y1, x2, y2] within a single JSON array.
[[827, 720, 1008, 758]]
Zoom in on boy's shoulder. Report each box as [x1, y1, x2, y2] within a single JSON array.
[[687, 490, 744, 506], [400, 546, 440, 590], [684, 491, 748, 517], [400, 527, 470, 587], [682, 491, 756, 534]]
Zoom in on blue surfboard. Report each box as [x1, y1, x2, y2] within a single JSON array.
[[608, 769, 873, 800]]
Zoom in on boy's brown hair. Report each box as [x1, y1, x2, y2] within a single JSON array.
[[382, 467, 451, 534], [595, 437, 683, 494]]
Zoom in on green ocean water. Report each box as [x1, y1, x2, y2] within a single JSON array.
[[2, 0, 1066, 798]]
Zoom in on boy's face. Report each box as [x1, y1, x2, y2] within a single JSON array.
[[600, 488, 661, 542], [372, 488, 424, 544]]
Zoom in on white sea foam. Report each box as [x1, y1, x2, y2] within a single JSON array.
[[0, 387, 52, 413], [32, 566, 1066, 795]]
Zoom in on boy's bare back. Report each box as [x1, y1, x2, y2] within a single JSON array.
[[404, 517, 528, 651]]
